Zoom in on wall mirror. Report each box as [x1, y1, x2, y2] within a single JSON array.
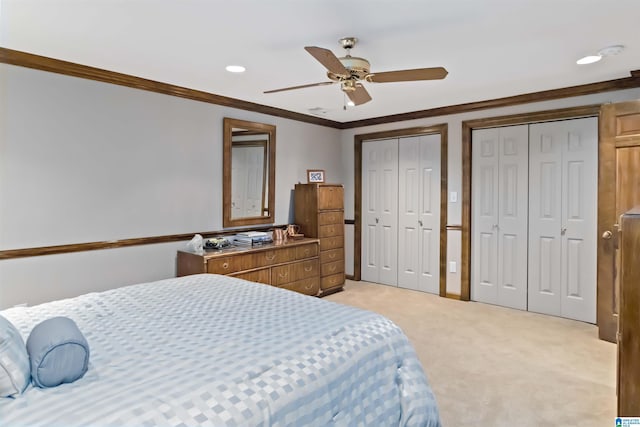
[[223, 117, 276, 228]]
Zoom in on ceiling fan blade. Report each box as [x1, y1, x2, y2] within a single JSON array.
[[346, 84, 372, 106], [368, 67, 448, 83], [264, 81, 335, 94], [304, 46, 350, 76]]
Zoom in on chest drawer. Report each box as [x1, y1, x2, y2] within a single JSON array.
[[318, 211, 343, 226], [321, 272, 345, 291], [318, 186, 344, 210], [319, 223, 344, 238], [320, 235, 344, 251], [320, 248, 343, 264], [295, 243, 319, 260], [321, 259, 344, 277]]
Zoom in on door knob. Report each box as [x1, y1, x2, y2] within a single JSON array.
[[418, 220, 423, 227], [602, 230, 613, 239]]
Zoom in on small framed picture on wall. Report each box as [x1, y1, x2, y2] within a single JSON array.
[[307, 169, 325, 183]]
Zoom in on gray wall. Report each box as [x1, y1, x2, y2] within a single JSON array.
[[2, 62, 639, 308], [0, 64, 342, 308]]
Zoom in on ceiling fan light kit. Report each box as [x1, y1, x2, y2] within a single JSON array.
[[264, 36, 448, 106]]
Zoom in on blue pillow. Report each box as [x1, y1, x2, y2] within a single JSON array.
[[0, 315, 31, 397], [26, 317, 90, 388]]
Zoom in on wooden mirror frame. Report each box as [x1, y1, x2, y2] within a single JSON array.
[[223, 117, 276, 228]]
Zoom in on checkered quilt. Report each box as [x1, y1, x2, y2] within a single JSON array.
[[0, 274, 440, 426]]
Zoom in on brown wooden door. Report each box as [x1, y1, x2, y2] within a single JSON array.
[[598, 100, 640, 342]]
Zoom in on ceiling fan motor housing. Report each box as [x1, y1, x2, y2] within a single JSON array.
[[327, 56, 371, 82]]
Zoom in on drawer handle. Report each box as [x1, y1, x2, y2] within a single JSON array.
[[222, 262, 229, 269], [329, 253, 336, 259], [304, 265, 313, 272], [330, 278, 337, 284], [265, 253, 276, 261], [279, 272, 288, 278], [329, 265, 336, 272], [305, 282, 313, 290], [328, 226, 334, 233], [303, 249, 310, 255]]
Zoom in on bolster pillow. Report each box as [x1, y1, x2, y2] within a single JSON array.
[[26, 317, 90, 388]]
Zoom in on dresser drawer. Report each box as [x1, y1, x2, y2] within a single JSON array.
[[319, 223, 344, 238], [272, 259, 319, 285], [279, 277, 320, 296], [252, 248, 296, 268], [233, 268, 271, 285], [320, 248, 343, 264], [321, 273, 345, 291], [321, 260, 344, 277], [271, 264, 294, 285], [320, 235, 344, 251], [318, 211, 343, 226], [295, 243, 319, 260], [207, 254, 253, 274], [318, 186, 344, 210]]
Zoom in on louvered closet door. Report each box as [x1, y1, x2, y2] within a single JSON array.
[[361, 138, 399, 285], [471, 126, 528, 310], [398, 134, 441, 294], [528, 118, 597, 323]]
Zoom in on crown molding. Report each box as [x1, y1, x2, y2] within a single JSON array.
[[1, 48, 639, 130], [0, 47, 342, 129], [339, 69, 640, 129]]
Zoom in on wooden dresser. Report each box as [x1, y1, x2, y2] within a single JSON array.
[[177, 238, 320, 296], [618, 208, 640, 416], [294, 183, 345, 296]]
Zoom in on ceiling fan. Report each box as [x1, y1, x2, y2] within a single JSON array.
[[264, 37, 448, 106]]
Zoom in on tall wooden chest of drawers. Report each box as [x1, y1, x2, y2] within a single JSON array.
[[294, 183, 345, 296]]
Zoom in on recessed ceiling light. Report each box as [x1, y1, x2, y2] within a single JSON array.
[[576, 55, 602, 65], [576, 44, 625, 65], [225, 65, 246, 73]]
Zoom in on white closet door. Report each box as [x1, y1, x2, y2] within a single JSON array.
[[362, 138, 398, 285], [398, 134, 441, 294], [529, 118, 597, 322], [472, 128, 500, 304], [496, 126, 529, 310], [472, 126, 528, 309]]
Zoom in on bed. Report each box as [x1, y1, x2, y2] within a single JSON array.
[[0, 274, 441, 426]]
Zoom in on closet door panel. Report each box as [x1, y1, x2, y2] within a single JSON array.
[[398, 137, 420, 289], [497, 125, 529, 310], [418, 134, 441, 294], [529, 124, 563, 316], [361, 143, 380, 282], [379, 140, 399, 285], [472, 129, 500, 304], [560, 117, 598, 323], [362, 139, 398, 285]]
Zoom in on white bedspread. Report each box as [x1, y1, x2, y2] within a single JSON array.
[[0, 274, 440, 426]]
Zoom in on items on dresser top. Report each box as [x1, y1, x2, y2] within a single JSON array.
[[294, 183, 345, 296], [177, 238, 320, 296]]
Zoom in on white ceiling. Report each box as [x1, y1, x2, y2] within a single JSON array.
[[2, 0, 638, 123]]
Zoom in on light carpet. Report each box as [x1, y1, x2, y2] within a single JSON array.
[[325, 280, 616, 427]]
